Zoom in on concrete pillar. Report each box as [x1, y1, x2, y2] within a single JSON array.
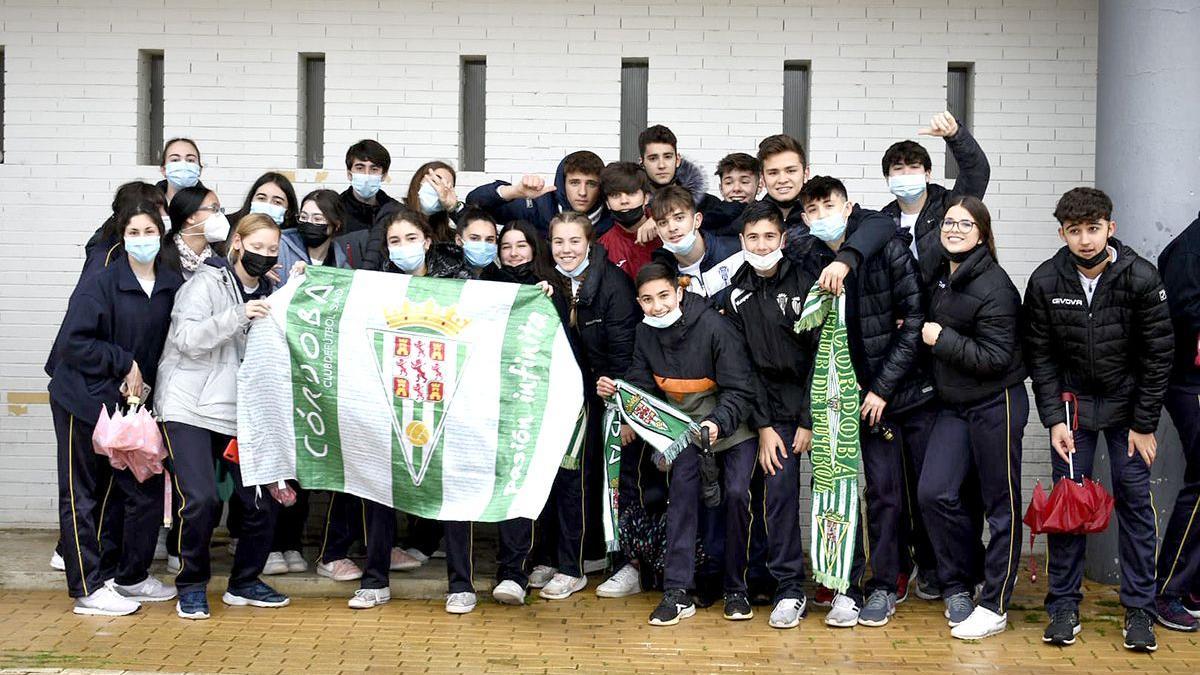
[[1086, 0, 1200, 584]]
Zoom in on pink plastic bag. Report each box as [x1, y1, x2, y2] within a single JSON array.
[[92, 404, 167, 483]]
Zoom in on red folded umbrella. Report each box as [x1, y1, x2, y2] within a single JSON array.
[[1022, 392, 1115, 581]]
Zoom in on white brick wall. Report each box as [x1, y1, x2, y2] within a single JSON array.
[[0, 0, 1098, 526]]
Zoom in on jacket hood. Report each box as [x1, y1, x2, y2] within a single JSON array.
[[675, 156, 710, 207], [553, 156, 606, 223]]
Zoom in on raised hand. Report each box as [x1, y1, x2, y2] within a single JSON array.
[[918, 111, 960, 138]]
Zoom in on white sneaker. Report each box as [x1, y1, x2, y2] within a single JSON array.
[[583, 558, 607, 575], [166, 555, 181, 574], [403, 547, 430, 564], [74, 585, 141, 616], [528, 565, 556, 589], [111, 575, 177, 602], [446, 591, 477, 614], [263, 552, 289, 575], [951, 606, 1008, 640], [283, 550, 307, 573], [825, 594, 861, 628], [769, 597, 807, 629], [154, 528, 169, 561], [348, 587, 390, 609], [50, 551, 65, 572], [539, 573, 587, 600], [492, 580, 526, 605], [596, 564, 641, 598]]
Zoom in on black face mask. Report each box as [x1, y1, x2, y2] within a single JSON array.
[[611, 205, 645, 228], [297, 221, 330, 248], [1071, 247, 1110, 270], [240, 250, 278, 278], [503, 261, 534, 280]]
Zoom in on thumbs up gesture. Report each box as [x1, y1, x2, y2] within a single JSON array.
[[918, 111, 959, 138]]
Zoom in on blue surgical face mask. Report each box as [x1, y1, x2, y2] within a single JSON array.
[[808, 208, 849, 242], [250, 200, 287, 226], [389, 243, 426, 273], [351, 172, 382, 200], [418, 182, 444, 215], [643, 305, 682, 329], [888, 174, 927, 203], [124, 235, 161, 264], [662, 227, 698, 256], [164, 161, 201, 190], [555, 252, 591, 279], [463, 240, 497, 267]]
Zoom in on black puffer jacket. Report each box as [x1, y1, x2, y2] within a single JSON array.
[[927, 246, 1027, 405], [559, 244, 640, 381], [1158, 212, 1200, 391], [788, 226, 935, 414], [671, 157, 746, 237], [724, 258, 819, 427], [1023, 241, 1174, 433], [626, 293, 766, 448], [880, 125, 990, 282]]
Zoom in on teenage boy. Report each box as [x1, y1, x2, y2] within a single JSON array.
[[723, 200, 819, 628], [716, 152, 762, 203], [1024, 187, 1174, 653], [598, 162, 661, 279], [466, 150, 611, 237], [879, 111, 990, 275], [790, 176, 935, 628], [1155, 210, 1200, 632], [639, 125, 744, 235], [340, 139, 397, 234], [648, 185, 746, 305]]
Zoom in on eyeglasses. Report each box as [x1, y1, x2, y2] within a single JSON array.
[[196, 204, 225, 214], [298, 214, 328, 225], [940, 218, 977, 233]]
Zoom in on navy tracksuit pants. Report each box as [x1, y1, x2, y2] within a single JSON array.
[[317, 491, 398, 591], [919, 385, 1027, 615], [445, 519, 534, 593], [1046, 426, 1156, 614], [760, 423, 806, 601], [664, 437, 757, 594], [861, 403, 937, 595], [1159, 388, 1200, 599], [162, 421, 278, 596], [531, 464, 585, 578], [53, 401, 163, 598]]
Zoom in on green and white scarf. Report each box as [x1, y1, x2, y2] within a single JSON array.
[[795, 284, 861, 593], [600, 380, 700, 552]]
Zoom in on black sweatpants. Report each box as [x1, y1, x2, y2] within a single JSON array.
[[54, 401, 163, 598], [862, 403, 937, 594], [761, 423, 806, 601], [359, 500, 396, 591], [445, 519, 533, 593], [271, 487, 309, 553], [531, 464, 585, 577], [162, 421, 277, 596], [318, 491, 366, 563], [664, 437, 757, 594], [1160, 388, 1200, 599], [1046, 426, 1155, 614], [919, 385, 1027, 615]]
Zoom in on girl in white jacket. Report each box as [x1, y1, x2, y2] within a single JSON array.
[[155, 213, 287, 620]]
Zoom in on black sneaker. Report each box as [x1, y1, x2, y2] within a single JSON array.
[[723, 592, 753, 621], [1123, 607, 1157, 652], [1043, 607, 1081, 646], [649, 589, 695, 626]]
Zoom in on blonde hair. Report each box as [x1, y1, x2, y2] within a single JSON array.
[[230, 213, 280, 264]]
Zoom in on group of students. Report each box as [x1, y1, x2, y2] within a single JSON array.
[[44, 114, 1200, 655]]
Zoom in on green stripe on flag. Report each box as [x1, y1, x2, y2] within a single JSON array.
[[482, 287, 560, 520], [287, 266, 352, 491]]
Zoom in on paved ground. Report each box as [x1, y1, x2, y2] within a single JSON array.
[[2, 580, 1199, 673]]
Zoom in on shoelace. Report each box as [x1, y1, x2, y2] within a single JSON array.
[[1051, 608, 1077, 626], [865, 592, 891, 610], [610, 566, 638, 583], [948, 594, 973, 614], [1127, 609, 1152, 631]]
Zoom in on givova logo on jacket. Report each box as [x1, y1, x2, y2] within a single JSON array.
[[1051, 297, 1085, 307], [369, 300, 472, 487]]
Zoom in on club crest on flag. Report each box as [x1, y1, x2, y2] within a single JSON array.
[[623, 393, 670, 433], [817, 508, 849, 562], [368, 299, 472, 487]]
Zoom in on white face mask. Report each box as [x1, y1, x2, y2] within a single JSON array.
[[743, 247, 783, 273], [555, 252, 590, 279], [662, 227, 698, 256], [888, 174, 927, 203], [418, 182, 444, 215], [642, 305, 683, 329], [202, 211, 231, 243]]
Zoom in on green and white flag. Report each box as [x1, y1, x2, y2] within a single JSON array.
[[236, 266, 584, 522], [600, 380, 700, 552], [795, 284, 861, 593]]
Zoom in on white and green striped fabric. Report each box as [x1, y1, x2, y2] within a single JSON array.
[[237, 266, 584, 522]]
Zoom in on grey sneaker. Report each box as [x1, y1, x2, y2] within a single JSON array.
[[824, 593, 861, 627], [858, 589, 897, 627], [944, 591, 975, 627], [768, 596, 807, 629]]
